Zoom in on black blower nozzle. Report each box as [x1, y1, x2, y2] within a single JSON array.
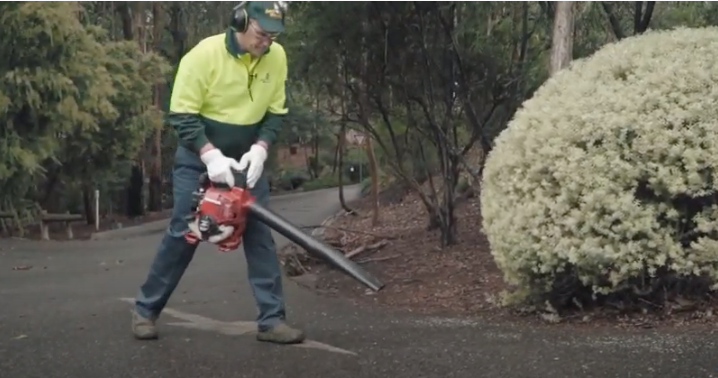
[[248, 202, 384, 292]]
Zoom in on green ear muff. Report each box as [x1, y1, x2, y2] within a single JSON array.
[[229, 1, 249, 33]]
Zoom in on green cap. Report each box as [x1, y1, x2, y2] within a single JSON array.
[[246, 1, 285, 34]]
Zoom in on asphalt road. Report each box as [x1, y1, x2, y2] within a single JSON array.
[[2, 185, 718, 378]]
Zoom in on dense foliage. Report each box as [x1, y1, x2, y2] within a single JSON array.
[[481, 26, 718, 311], [283, 1, 718, 246], [0, 2, 169, 222], [3, 0, 718, 260]]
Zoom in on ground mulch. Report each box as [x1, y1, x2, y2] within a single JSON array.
[[283, 187, 718, 332], [287, 189, 509, 320]]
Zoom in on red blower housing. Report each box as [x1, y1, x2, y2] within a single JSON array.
[[182, 172, 385, 292], [184, 177, 255, 252]]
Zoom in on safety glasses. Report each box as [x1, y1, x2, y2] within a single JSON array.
[[249, 22, 280, 42]]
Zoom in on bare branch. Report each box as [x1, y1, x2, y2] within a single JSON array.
[[601, 2, 626, 40]]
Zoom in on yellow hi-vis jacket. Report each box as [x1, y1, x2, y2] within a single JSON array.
[[168, 28, 288, 159]]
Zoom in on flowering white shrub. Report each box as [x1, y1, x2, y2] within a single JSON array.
[[480, 27, 718, 309]]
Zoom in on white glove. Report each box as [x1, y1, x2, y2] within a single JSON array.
[[237, 144, 268, 189], [200, 149, 242, 187]]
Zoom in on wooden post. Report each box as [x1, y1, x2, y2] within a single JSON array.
[[40, 210, 49, 241], [65, 221, 74, 240], [94, 189, 100, 231]]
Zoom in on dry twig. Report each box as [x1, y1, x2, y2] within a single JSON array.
[[302, 224, 397, 240], [357, 254, 400, 264], [346, 239, 390, 259]]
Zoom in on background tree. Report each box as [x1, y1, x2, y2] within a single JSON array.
[[1, 1, 716, 245]]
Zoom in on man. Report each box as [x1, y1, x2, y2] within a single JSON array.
[[131, 1, 305, 345]]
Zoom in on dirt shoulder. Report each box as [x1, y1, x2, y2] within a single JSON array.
[[283, 187, 718, 331], [322, 193, 505, 314], [283, 188, 509, 320]]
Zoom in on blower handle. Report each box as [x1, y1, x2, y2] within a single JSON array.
[[198, 170, 249, 190]]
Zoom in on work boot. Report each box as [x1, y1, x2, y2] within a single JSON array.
[[131, 309, 159, 340], [256, 322, 306, 344]]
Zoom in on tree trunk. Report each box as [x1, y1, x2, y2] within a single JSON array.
[[313, 134, 320, 177], [126, 164, 144, 218], [148, 1, 163, 212], [633, 1, 656, 35], [361, 2, 380, 226], [311, 93, 321, 178], [441, 155, 459, 246], [82, 186, 94, 226], [331, 134, 340, 174], [426, 140, 459, 246], [366, 137, 380, 226], [117, 1, 145, 217], [39, 167, 60, 210], [549, 1, 574, 76], [338, 123, 355, 214], [169, 2, 188, 61]]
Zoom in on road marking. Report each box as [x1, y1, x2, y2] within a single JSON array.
[[119, 298, 357, 356]]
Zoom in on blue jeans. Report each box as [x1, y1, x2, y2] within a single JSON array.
[[135, 146, 285, 331]]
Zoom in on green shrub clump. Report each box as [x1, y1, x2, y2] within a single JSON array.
[[480, 27, 718, 311]]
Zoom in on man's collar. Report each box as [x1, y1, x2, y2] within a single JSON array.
[[224, 28, 271, 58], [225, 28, 245, 57]]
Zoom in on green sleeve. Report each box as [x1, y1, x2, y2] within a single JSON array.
[[257, 112, 284, 145], [257, 52, 288, 146], [168, 47, 210, 152]]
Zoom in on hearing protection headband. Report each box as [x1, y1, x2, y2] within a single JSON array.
[[229, 1, 287, 33]]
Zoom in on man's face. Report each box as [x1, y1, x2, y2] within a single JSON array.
[[244, 19, 279, 57]]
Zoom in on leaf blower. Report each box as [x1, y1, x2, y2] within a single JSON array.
[[184, 172, 384, 292]]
